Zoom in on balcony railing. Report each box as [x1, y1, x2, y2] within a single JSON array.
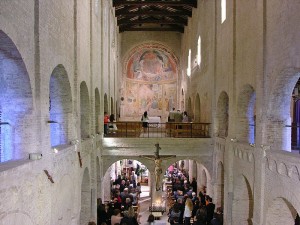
[[106, 122, 211, 138]]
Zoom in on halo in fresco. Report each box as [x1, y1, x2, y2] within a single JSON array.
[[126, 44, 178, 82]]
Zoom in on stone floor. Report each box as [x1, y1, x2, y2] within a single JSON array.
[[138, 185, 169, 225]]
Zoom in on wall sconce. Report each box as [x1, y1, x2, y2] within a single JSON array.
[[44, 170, 54, 183], [29, 153, 42, 160], [230, 138, 237, 142], [77, 152, 83, 168], [91, 134, 95, 139], [249, 143, 255, 147], [53, 148, 58, 154]]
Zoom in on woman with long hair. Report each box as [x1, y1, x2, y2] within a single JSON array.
[[184, 198, 193, 225]]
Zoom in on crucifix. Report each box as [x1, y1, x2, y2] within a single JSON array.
[[140, 143, 176, 191]]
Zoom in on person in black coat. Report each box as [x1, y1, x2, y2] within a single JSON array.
[[206, 196, 215, 225]]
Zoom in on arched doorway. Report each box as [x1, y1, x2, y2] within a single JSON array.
[[49, 65, 72, 147], [80, 168, 91, 225]]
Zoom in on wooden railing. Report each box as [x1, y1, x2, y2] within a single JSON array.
[[106, 122, 211, 138]]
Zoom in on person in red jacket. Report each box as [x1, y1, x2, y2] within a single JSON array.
[[104, 111, 110, 136]]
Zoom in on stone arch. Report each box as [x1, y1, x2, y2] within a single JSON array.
[[216, 91, 229, 137], [80, 82, 90, 139], [266, 68, 300, 151], [216, 161, 224, 208], [103, 158, 151, 201], [188, 97, 193, 120], [265, 198, 298, 225], [104, 93, 108, 113], [51, 174, 74, 225], [195, 93, 201, 122], [232, 175, 254, 225], [0, 30, 33, 162], [80, 167, 91, 225], [49, 65, 72, 147], [237, 84, 256, 143], [201, 169, 207, 187], [95, 88, 100, 134], [0, 212, 34, 225], [96, 156, 101, 198]]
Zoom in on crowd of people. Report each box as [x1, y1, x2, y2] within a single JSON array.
[[97, 172, 142, 225], [167, 167, 223, 225]]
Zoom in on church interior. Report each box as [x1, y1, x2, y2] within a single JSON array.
[[1, 0, 300, 224]]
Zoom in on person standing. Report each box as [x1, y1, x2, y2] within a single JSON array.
[[104, 111, 110, 136], [141, 111, 149, 132], [182, 111, 189, 122], [184, 198, 193, 225]]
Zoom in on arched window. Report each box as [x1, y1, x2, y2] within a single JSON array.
[[221, 0, 226, 23]]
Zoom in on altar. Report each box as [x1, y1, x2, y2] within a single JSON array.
[[148, 116, 161, 128]]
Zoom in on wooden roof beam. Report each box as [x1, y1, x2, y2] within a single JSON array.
[[113, 0, 197, 8], [117, 19, 187, 26], [119, 27, 184, 33], [116, 10, 191, 17]]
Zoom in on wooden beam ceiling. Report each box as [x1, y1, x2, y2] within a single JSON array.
[[112, 0, 197, 33]]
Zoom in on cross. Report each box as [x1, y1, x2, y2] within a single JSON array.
[[140, 143, 176, 191]]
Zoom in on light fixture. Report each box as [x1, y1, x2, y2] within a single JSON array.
[[53, 148, 58, 154], [29, 153, 42, 160], [249, 143, 255, 147], [230, 138, 237, 142]]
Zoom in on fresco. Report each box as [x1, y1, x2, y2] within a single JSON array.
[[121, 43, 178, 119]]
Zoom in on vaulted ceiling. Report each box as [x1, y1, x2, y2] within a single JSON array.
[[113, 0, 198, 33]]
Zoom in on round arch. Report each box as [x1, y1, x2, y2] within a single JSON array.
[[266, 198, 298, 225], [49, 64, 72, 147], [0, 30, 33, 162], [266, 69, 300, 151], [80, 168, 91, 225], [237, 84, 256, 143], [216, 91, 229, 137], [80, 82, 90, 139], [232, 175, 254, 225]]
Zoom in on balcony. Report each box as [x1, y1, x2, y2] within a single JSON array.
[[105, 122, 211, 138]]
